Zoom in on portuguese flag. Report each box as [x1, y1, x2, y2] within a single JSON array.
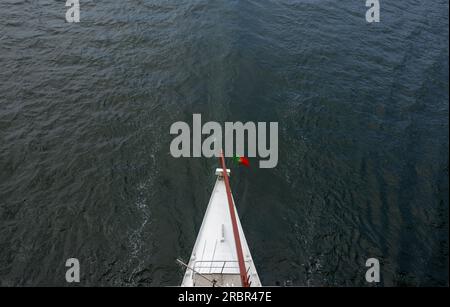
[[232, 155, 250, 167]]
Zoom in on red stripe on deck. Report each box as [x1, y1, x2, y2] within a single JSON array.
[[219, 152, 250, 287]]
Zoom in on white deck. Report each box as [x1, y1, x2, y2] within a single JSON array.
[[181, 170, 261, 287]]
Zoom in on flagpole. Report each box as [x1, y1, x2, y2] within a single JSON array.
[[219, 151, 250, 287]]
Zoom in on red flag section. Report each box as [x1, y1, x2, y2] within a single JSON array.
[[232, 155, 250, 168]]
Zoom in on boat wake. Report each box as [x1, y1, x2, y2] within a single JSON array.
[[125, 153, 158, 285], [128, 180, 152, 280]]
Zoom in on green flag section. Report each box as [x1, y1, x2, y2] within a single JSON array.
[[232, 155, 250, 168]]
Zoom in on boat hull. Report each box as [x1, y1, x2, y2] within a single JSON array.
[[181, 172, 261, 287]]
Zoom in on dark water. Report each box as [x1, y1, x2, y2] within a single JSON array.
[[0, 0, 448, 286]]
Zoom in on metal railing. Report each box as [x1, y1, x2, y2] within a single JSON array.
[[193, 260, 254, 286]]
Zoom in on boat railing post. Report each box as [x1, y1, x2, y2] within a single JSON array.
[[221, 261, 226, 274]]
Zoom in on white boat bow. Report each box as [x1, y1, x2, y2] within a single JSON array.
[[181, 155, 261, 287]]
